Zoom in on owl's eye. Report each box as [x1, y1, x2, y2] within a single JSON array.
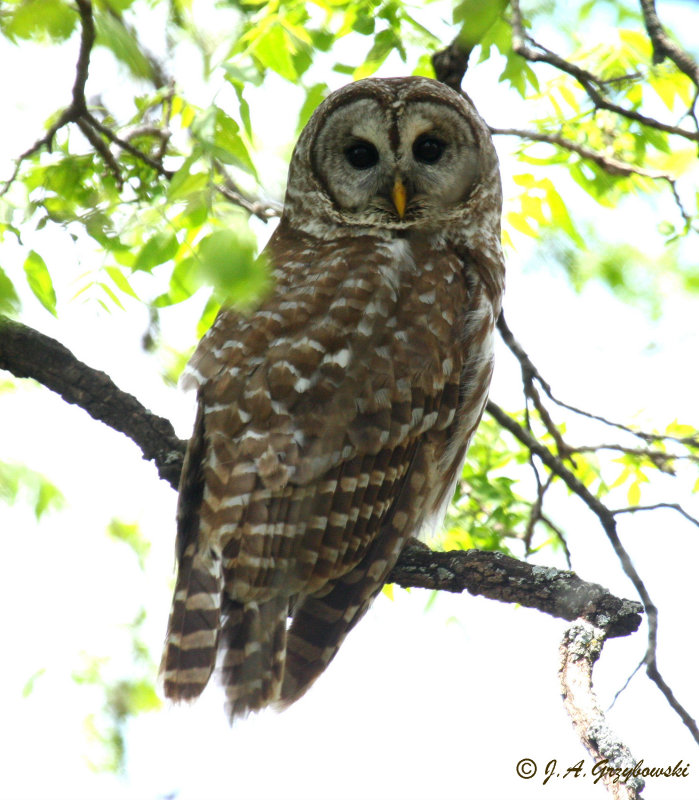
[[344, 141, 379, 170], [413, 135, 445, 164]]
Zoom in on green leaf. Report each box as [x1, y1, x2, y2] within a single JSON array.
[[213, 110, 258, 176], [133, 232, 178, 272], [94, 8, 154, 81], [22, 668, 47, 698], [124, 678, 162, 713], [296, 83, 328, 134], [253, 24, 298, 81], [0, 460, 64, 518], [23, 250, 57, 316], [153, 256, 199, 307], [454, 0, 508, 51], [191, 108, 258, 177], [167, 160, 209, 201], [107, 519, 150, 570], [0, 266, 21, 315], [105, 267, 139, 300], [35, 479, 65, 519], [196, 228, 267, 305], [354, 29, 400, 79], [3, 0, 76, 42]]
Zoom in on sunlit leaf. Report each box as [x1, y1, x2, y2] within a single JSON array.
[[0, 265, 21, 315], [107, 519, 150, 570], [23, 250, 57, 316], [105, 267, 139, 300], [22, 668, 47, 698], [196, 228, 267, 305], [454, 0, 508, 51], [3, 0, 76, 41], [133, 232, 178, 272], [627, 481, 641, 506], [252, 24, 298, 81]]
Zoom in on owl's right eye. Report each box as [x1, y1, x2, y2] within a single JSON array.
[[344, 141, 379, 170]]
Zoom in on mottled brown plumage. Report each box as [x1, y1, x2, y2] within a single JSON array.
[[161, 76, 505, 720]]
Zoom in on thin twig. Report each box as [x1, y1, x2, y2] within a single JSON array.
[[85, 112, 175, 178], [487, 399, 699, 745], [509, 0, 699, 142], [611, 502, 699, 529], [496, 314, 699, 453], [76, 118, 123, 188], [540, 513, 573, 568], [492, 123, 698, 226], [1, 0, 95, 196], [213, 159, 282, 221], [490, 126, 675, 180]]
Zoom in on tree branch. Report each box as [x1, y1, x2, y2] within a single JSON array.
[[490, 125, 676, 181], [560, 622, 644, 800], [431, 37, 471, 91], [639, 0, 699, 90], [0, 315, 185, 487], [389, 539, 642, 637]]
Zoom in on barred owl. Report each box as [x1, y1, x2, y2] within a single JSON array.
[[161, 76, 504, 720]]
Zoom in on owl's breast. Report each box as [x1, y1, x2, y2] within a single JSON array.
[[396, 237, 499, 525]]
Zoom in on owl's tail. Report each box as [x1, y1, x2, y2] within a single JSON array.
[[160, 543, 223, 701], [219, 595, 289, 721]]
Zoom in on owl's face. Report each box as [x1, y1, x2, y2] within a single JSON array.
[[284, 77, 501, 237]]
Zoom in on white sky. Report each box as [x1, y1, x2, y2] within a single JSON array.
[[1, 2, 698, 799]]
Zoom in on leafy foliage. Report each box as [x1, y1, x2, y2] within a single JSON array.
[[0, 453, 65, 520], [72, 607, 162, 774]]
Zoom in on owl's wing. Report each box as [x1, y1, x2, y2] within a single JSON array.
[[165, 232, 474, 713]]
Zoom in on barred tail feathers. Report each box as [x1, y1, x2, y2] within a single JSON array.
[[220, 595, 289, 721], [161, 543, 223, 701]]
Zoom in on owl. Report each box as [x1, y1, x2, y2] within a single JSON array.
[[161, 76, 505, 720]]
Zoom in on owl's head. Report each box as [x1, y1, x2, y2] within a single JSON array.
[[282, 77, 502, 242]]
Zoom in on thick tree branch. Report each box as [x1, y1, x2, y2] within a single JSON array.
[[639, 0, 699, 88], [389, 539, 642, 637], [560, 622, 644, 800], [431, 38, 471, 91], [0, 316, 185, 487]]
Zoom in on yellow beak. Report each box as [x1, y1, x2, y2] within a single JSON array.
[[391, 178, 407, 219]]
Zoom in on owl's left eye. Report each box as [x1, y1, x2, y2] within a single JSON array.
[[413, 135, 445, 164], [344, 141, 379, 170]]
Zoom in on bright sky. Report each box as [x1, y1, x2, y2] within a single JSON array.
[[1, 3, 698, 799]]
